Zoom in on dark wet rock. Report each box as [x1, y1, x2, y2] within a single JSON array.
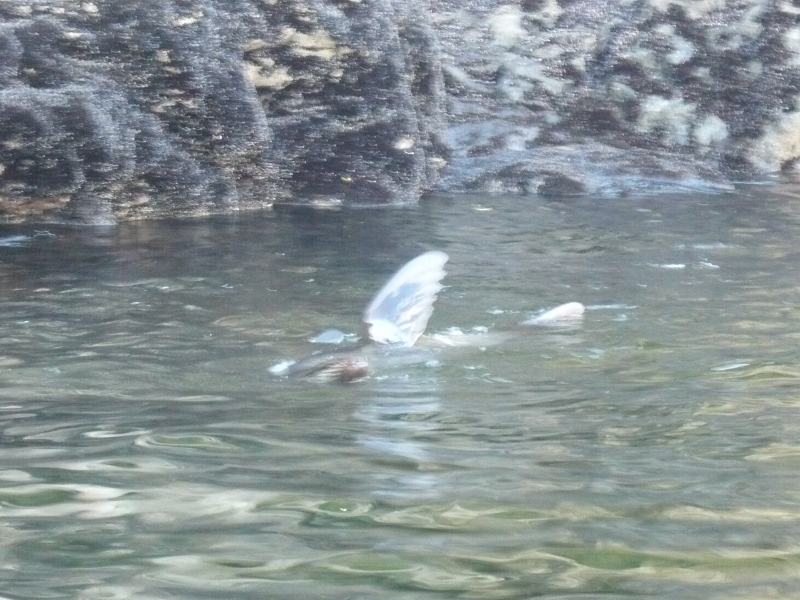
[[0, 0, 446, 223], [0, 0, 799, 222]]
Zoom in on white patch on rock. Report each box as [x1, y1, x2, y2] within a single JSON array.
[[650, 0, 725, 19], [533, 44, 567, 61], [244, 39, 267, 52], [749, 111, 800, 172], [489, 5, 525, 49], [393, 136, 415, 151], [442, 65, 493, 94], [529, 0, 564, 29], [543, 110, 561, 125], [446, 120, 538, 155], [500, 54, 566, 100], [637, 95, 697, 146], [781, 1, 800, 15], [654, 24, 694, 64], [747, 60, 763, 76], [569, 55, 587, 73], [785, 27, 800, 65], [282, 28, 344, 60], [692, 66, 712, 82], [706, 4, 765, 50], [694, 114, 729, 149], [506, 128, 539, 150], [243, 63, 293, 89], [609, 82, 637, 101], [173, 14, 201, 27], [668, 37, 695, 64], [737, 4, 766, 39], [621, 45, 657, 71]]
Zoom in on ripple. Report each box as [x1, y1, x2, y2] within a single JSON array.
[[372, 504, 552, 530], [661, 505, 800, 522], [5, 194, 800, 599], [167, 395, 232, 403], [737, 365, 800, 380], [0, 355, 23, 367], [323, 552, 415, 574], [83, 428, 151, 439], [46, 457, 181, 473], [0, 469, 36, 482], [710, 362, 751, 372], [745, 443, 800, 462], [696, 399, 765, 416], [0, 484, 128, 517], [134, 433, 241, 453], [213, 314, 293, 337], [537, 542, 800, 587]]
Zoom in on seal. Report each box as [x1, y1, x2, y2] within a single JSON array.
[[272, 251, 449, 383], [270, 251, 586, 383]]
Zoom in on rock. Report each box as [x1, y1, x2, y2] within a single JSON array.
[[0, 0, 799, 222], [0, 0, 447, 222], [435, 0, 800, 194], [436, 142, 735, 196]]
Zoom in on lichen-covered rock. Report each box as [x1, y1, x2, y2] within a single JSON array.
[[1, 0, 800, 222], [437, 141, 734, 196], [435, 0, 800, 195], [0, 0, 446, 223]]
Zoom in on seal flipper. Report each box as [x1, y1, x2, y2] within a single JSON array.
[[524, 302, 585, 325], [363, 251, 449, 346]]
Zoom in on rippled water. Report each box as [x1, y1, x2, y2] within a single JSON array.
[[3, 186, 800, 598]]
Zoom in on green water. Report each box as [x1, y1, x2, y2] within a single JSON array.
[[2, 187, 800, 598]]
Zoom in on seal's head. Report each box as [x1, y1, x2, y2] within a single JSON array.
[[304, 354, 370, 383]]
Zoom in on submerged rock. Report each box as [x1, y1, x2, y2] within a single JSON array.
[[0, 0, 798, 222]]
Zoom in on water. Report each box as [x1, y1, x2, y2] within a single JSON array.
[[2, 186, 800, 598]]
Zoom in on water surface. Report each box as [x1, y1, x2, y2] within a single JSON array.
[[2, 187, 800, 599]]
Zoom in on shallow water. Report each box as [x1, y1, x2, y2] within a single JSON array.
[[3, 186, 800, 598]]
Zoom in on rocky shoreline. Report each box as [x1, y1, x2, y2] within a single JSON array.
[[0, 0, 797, 222]]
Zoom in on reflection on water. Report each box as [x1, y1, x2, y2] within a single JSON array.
[[3, 186, 800, 597], [356, 375, 445, 499]]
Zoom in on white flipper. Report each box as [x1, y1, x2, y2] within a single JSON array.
[[364, 251, 449, 346], [524, 302, 585, 325]]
